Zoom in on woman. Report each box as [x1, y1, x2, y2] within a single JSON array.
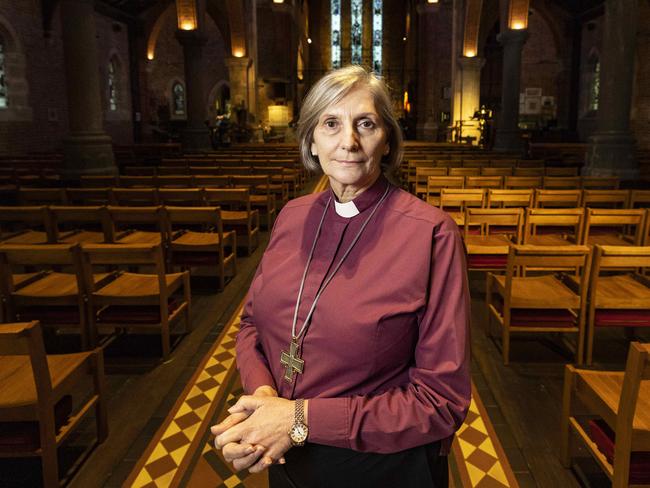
[[212, 65, 470, 488]]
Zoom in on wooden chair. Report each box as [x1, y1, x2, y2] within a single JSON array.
[[50, 206, 111, 244], [425, 176, 464, 206], [582, 176, 620, 190], [582, 209, 646, 247], [80, 243, 191, 360], [118, 175, 155, 188], [461, 159, 484, 168], [533, 189, 583, 208], [545, 166, 580, 177], [630, 190, 650, 210], [203, 188, 260, 255], [463, 208, 523, 271], [158, 188, 205, 207], [504, 176, 543, 190], [0, 243, 112, 349], [481, 167, 512, 177], [514, 167, 545, 177], [0, 321, 107, 488], [0, 206, 56, 244], [487, 189, 534, 209], [465, 176, 503, 190], [111, 188, 160, 207], [449, 167, 480, 177], [156, 175, 194, 188], [561, 342, 650, 487], [486, 244, 592, 364], [194, 175, 231, 188], [582, 190, 630, 209], [523, 208, 585, 246], [439, 188, 485, 226], [544, 176, 581, 189], [584, 245, 650, 364], [250, 167, 289, 207], [105, 206, 166, 246], [231, 175, 277, 229], [164, 206, 237, 291], [18, 188, 67, 206], [65, 187, 112, 206], [414, 167, 447, 198]]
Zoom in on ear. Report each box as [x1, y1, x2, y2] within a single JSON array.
[[311, 142, 318, 157], [383, 143, 390, 156]]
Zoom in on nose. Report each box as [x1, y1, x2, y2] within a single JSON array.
[[340, 123, 359, 151]]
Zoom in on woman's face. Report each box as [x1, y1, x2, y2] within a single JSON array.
[[310, 87, 389, 193]]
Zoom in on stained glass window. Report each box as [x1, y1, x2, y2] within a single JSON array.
[[331, 0, 341, 69], [351, 0, 363, 65], [372, 0, 382, 74], [0, 37, 7, 109], [172, 82, 186, 115], [589, 60, 600, 112], [108, 59, 117, 111]]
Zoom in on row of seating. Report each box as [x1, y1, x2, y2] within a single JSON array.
[[0, 242, 192, 357], [409, 164, 581, 179], [428, 188, 650, 214], [485, 244, 650, 365], [420, 176, 623, 201]]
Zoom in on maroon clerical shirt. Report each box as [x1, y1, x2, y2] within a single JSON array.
[[236, 175, 471, 454]]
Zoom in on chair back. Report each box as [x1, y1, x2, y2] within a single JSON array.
[[465, 176, 503, 189], [584, 209, 647, 246], [513, 167, 544, 177], [105, 206, 166, 240], [18, 188, 67, 206], [66, 187, 112, 205], [0, 206, 56, 243], [581, 176, 620, 190], [81, 175, 117, 188], [165, 206, 223, 234], [111, 188, 160, 206], [50, 206, 111, 240], [464, 208, 523, 241], [487, 189, 533, 208], [545, 167, 580, 177], [194, 175, 231, 188], [616, 342, 650, 451], [592, 244, 650, 271], [156, 175, 193, 188], [118, 175, 155, 188], [544, 176, 581, 189], [481, 167, 512, 177], [440, 189, 485, 210], [158, 166, 189, 175], [534, 189, 583, 208], [524, 208, 585, 243], [582, 190, 630, 209], [629, 190, 650, 209], [204, 188, 251, 210], [158, 188, 205, 206], [504, 176, 542, 189], [449, 167, 480, 177]]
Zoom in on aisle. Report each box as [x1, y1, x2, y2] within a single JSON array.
[[124, 176, 518, 488]]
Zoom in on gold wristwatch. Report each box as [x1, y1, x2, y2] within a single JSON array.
[[288, 398, 308, 447]]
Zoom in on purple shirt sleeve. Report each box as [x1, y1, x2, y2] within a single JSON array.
[[307, 228, 471, 453], [235, 265, 277, 394]]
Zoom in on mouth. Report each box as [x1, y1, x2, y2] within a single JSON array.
[[336, 160, 364, 164]]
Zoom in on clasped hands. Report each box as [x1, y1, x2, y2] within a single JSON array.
[[211, 385, 295, 473]]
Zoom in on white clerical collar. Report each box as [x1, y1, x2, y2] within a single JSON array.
[[334, 199, 360, 218]]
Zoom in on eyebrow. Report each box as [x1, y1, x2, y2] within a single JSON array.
[[320, 112, 379, 119]]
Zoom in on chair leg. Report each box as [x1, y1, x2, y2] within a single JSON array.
[[586, 308, 596, 365], [502, 327, 510, 366], [560, 365, 576, 467], [161, 319, 170, 360], [39, 412, 59, 488], [92, 350, 108, 442]]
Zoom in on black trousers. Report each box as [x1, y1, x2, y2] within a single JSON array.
[[268, 442, 447, 488]]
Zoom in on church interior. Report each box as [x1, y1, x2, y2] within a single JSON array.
[[1, 0, 650, 487]]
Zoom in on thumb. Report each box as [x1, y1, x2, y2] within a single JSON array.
[[228, 395, 261, 414]]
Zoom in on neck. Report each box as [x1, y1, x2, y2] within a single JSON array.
[[329, 172, 381, 203]]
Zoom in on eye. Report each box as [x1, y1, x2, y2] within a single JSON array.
[[358, 119, 376, 130], [323, 119, 339, 129]]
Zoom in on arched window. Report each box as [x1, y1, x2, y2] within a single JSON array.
[[172, 82, 186, 116], [108, 58, 117, 111], [0, 35, 7, 108], [589, 59, 600, 112], [372, 0, 382, 74], [331, 0, 341, 69]]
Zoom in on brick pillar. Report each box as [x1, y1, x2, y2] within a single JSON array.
[[60, 0, 116, 176], [584, 0, 639, 178], [493, 29, 528, 153], [176, 30, 211, 152]]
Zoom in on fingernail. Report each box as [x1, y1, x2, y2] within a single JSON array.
[[245, 446, 254, 454], [279, 458, 286, 464]]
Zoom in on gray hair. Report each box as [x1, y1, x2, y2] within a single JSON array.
[[296, 65, 403, 183]]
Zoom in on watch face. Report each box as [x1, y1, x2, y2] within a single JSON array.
[[290, 423, 308, 443]]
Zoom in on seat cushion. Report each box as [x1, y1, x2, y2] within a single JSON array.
[[0, 395, 72, 452], [588, 418, 650, 484], [467, 255, 508, 269], [595, 309, 650, 327], [493, 299, 577, 327]]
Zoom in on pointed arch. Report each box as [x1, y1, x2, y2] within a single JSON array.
[[0, 13, 32, 121]]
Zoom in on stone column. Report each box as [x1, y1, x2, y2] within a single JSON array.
[[176, 30, 211, 152], [584, 0, 638, 178], [457, 56, 485, 145], [493, 29, 528, 153], [415, 3, 440, 141], [225, 56, 251, 119], [60, 0, 115, 176]]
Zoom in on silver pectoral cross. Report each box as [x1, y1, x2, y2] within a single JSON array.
[[280, 340, 304, 383]]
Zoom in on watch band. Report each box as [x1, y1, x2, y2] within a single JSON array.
[[295, 398, 305, 424]]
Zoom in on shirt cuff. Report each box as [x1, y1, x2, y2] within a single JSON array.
[[307, 397, 350, 449]]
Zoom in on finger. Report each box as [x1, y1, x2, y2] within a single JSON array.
[[215, 424, 244, 449], [210, 412, 249, 436], [222, 442, 255, 463], [248, 455, 274, 474], [228, 395, 261, 414], [232, 446, 265, 472]]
